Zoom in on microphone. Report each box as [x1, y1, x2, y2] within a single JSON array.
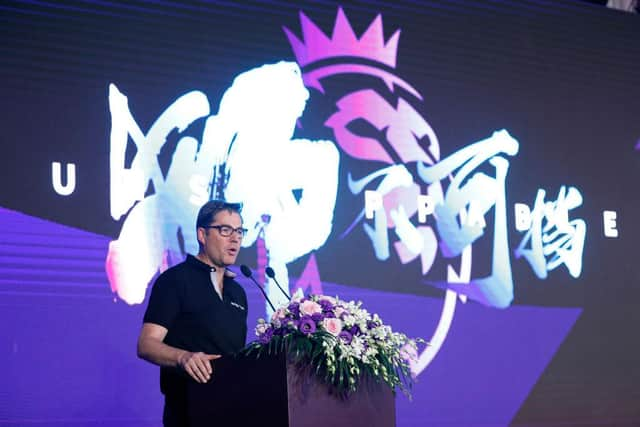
[[240, 265, 275, 312], [265, 266, 291, 300]]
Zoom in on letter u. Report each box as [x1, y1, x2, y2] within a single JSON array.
[[52, 162, 76, 196]]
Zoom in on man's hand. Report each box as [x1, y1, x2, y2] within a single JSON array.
[[178, 352, 221, 383], [137, 323, 222, 384]]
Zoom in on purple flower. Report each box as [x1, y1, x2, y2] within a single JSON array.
[[367, 320, 377, 330], [319, 299, 334, 312], [288, 302, 300, 316], [311, 312, 325, 322], [259, 328, 274, 344], [338, 330, 353, 344], [323, 311, 336, 319], [298, 316, 317, 335], [350, 325, 360, 336]]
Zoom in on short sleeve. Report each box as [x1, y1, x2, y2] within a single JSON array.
[[143, 270, 180, 329]]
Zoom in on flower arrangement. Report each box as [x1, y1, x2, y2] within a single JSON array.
[[242, 294, 421, 396]]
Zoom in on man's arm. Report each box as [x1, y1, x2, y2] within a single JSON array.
[[137, 322, 220, 383]]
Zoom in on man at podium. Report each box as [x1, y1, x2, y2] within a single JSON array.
[[136, 200, 249, 426]]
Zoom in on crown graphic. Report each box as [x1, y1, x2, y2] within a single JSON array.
[[283, 7, 400, 69]]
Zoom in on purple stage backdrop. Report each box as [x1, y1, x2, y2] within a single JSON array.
[[1, 1, 640, 426], [0, 207, 580, 426]]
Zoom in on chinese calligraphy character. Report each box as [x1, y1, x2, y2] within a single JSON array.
[[514, 186, 586, 279], [106, 62, 340, 309], [418, 130, 520, 308]]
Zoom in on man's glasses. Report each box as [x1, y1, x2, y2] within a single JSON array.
[[203, 225, 248, 238]]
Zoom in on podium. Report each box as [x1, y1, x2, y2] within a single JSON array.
[[186, 351, 396, 426]]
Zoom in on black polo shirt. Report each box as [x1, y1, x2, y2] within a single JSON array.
[[143, 254, 248, 396]]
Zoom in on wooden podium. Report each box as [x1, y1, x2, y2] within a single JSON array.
[[186, 351, 396, 426]]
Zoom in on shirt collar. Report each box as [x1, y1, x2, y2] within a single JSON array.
[[187, 255, 237, 283], [186, 254, 217, 272]]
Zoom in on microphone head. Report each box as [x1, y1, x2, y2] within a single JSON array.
[[265, 266, 275, 278], [240, 264, 253, 278]]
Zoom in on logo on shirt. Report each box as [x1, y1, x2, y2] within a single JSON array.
[[230, 301, 246, 311]]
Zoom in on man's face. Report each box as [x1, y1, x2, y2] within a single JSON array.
[[197, 210, 243, 268]]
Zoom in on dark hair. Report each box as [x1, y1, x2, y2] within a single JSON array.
[[196, 199, 243, 229]]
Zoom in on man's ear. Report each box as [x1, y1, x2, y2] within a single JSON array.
[[196, 227, 206, 247]]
